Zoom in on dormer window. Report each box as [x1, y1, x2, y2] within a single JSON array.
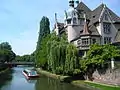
[[104, 13, 108, 20], [103, 23, 111, 34], [93, 15, 95, 18]]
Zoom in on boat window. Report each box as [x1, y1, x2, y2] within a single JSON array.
[[30, 71, 37, 75]]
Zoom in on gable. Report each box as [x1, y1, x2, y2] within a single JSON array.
[[89, 4, 120, 25]]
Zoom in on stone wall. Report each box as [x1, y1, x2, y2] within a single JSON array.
[[93, 67, 120, 85]]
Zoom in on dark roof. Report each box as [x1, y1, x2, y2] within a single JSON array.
[[89, 25, 100, 36], [89, 4, 104, 25], [54, 22, 64, 29], [106, 7, 120, 22], [76, 2, 91, 19], [80, 25, 100, 36], [114, 30, 120, 42], [76, 2, 91, 12], [89, 4, 120, 25]]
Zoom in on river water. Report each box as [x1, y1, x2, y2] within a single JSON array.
[[0, 66, 91, 90]]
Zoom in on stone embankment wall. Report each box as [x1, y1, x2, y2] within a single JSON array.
[[93, 68, 120, 85]]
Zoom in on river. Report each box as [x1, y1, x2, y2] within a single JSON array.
[[0, 66, 91, 90]]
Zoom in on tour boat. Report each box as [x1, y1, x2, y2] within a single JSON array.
[[22, 69, 39, 79]]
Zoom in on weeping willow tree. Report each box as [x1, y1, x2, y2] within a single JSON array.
[[47, 33, 68, 74], [47, 32, 80, 75], [64, 44, 80, 75]]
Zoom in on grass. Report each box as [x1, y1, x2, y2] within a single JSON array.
[[85, 81, 120, 90]]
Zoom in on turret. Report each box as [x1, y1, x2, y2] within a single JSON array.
[[64, 0, 83, 42]]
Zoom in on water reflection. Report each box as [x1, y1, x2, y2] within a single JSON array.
[[0, 69, 13, 89], [35, 75, 89, 90], [0, 66, 91, 90]]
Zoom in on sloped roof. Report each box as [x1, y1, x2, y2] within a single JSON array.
[[54, 22, 64, 29], [89, 4, 120, 25], [114, 30, 120, 42], [89, 4, 104, 25], [76, 2, 91, 19], [76, 2, 91, 12], [89, 25, 100, 36], [106, 7, 120, 22]]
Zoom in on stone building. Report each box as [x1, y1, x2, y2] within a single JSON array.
[[54, 0, 120, 56]]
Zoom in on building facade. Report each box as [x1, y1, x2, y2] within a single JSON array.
[[54, 0, 120, 56]]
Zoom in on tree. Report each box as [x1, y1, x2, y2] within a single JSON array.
[[65, 44, 80, 75], [80, 44, 120, 80], [36, 16, 50, 51], [47, 33, 67, 73], [35, 16, 50, 68], [0, 42, 12, 50], [0, 42, 16, 63]]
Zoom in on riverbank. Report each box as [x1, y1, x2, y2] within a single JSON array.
[[36, 68, 69, 81], [36, 68, 93, 89], [36, 68, 120, 90], [0, 68, 9, 75]]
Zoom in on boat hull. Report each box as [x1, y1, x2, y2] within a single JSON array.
[[22, 70, 39, 79]]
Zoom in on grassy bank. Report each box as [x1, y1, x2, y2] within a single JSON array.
[[36, 68, 69, 81], [85, 81, 120, 90], [36, 68, 120, 90], [36, 68, 93, 90], [73, 80, 120, 90]]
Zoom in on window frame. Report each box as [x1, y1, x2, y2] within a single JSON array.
[[82, 38, 89, 45], [103, 22, 111, 34], [104, 37, 111, 44]]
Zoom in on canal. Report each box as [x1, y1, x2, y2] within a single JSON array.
[[0, 66, 91, 90]]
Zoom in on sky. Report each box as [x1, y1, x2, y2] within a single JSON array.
[[0, 0, 120, 55]]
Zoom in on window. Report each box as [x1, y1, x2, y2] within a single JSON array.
[[104, 37, 111, 44], [82, 38, 89, 45], [93, 15, 95, 18], [92, 39, 96, 44], [103, 23, 111, 34], [73, 18, 77, 24], [80, 19, 84, 25], [77, 39, 81, 45], [67, 19, 71, 24], [104, 14, 108, 20]]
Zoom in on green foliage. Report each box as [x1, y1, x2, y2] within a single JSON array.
[[65, 44, 80, 75], [46, 33, 80, 75], [35, 16, 50, 68], [15, 53, 35, 62], [47, 33, 67, 73], [36, 35, 50, 68], [36, 16, 50, 51], [0, 42, 16, 63], [80, 44, 120, 79]]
